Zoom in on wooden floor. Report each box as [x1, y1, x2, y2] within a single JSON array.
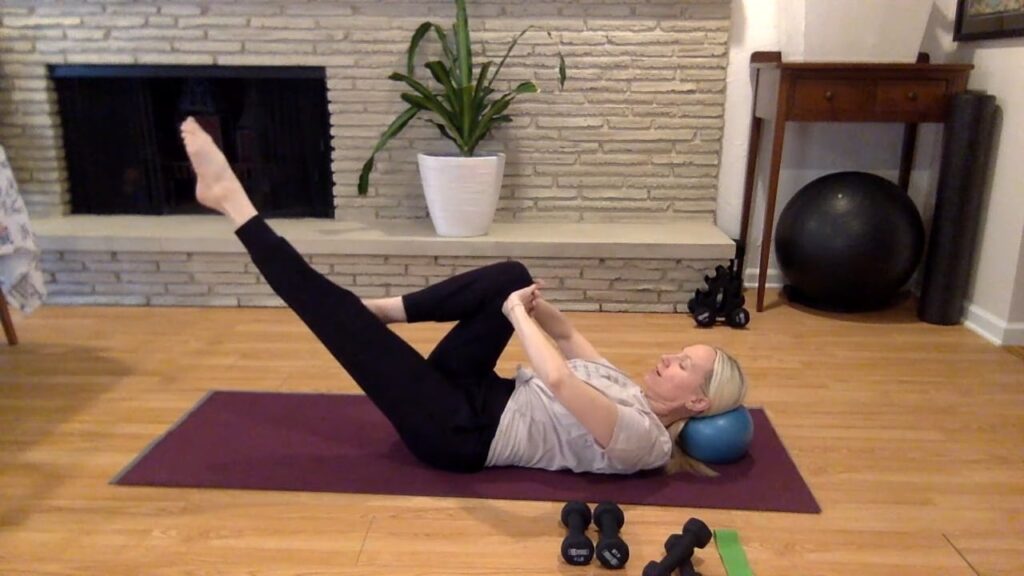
[[1, 294, 1022, 576]]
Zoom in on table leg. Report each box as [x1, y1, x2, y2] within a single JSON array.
[[738, 115, 762, 275], [0, 293, 17, 346], [757, 73, 791, 312], [899, 123, 918, 191]]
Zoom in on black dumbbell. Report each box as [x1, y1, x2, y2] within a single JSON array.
[[642, 518, 713, 576], [560, 501, 594, 565], [680, 558, 701, 576], [593, 502, 630, 569]]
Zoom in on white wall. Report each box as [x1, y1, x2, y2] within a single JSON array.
[[719, 0, 1024, 344]]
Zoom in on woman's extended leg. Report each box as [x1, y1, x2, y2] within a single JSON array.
[[180, 118, 497, 471]]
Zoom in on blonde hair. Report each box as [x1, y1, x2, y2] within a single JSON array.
[[663, 347, 747, 476]]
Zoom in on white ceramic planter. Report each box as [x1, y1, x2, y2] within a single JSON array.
[[417, 152, 505, 237], [778, 0, 934, 62]]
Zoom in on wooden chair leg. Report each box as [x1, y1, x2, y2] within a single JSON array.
[[0, 293, 18, 346]]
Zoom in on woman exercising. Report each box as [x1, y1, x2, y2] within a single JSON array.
[[180, 117, 747, 475]]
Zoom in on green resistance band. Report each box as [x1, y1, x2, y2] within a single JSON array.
[[714, 529, 754, 576]]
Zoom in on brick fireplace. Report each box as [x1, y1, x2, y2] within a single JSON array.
[[1, 0, 735, 311]]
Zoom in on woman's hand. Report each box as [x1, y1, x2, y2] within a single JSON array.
[[502, 283, 541, 318]]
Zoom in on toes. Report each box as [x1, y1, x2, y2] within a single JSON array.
[[180, 116, 203, 137]]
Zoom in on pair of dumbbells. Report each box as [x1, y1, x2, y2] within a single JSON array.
[[560, 501, 629, 569], [642, 518, 713, 576]]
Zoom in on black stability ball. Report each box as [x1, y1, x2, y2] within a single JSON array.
[[775, 171, 925, 311]]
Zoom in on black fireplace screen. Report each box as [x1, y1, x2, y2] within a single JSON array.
[[51, 65, 334, 218]]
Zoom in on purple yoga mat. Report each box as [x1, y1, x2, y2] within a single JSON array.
[[114, 391, 820, 513]]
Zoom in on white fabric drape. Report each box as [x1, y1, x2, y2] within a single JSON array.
[[0, 144, 46, 313]]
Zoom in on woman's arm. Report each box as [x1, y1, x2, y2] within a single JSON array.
[[531, 297, 602, 362], [504, 287, 619, 447]]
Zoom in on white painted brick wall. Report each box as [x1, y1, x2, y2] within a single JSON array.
[[39, 250, 716, 312], [0, 0, 729, 223]]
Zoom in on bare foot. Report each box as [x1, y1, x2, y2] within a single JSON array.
[[180, 117, 257, 227]]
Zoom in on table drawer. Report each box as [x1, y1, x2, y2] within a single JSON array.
[[790, 79, 873, 119], [876, 80, 948, 120]]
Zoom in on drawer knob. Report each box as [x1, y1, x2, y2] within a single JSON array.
[[907, 91, 918, 101], [823, 90, 834, 101]]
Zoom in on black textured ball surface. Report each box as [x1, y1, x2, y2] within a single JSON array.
[[775, 171, 924, 311]]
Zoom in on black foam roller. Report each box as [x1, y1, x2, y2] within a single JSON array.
[[918, 92, 997, 325]]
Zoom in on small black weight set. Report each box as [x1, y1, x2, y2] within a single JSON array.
[[642, 518, 712, 576], [560, 501, 629, 569], [687, 246, 750, 329], [559, 503, 732, 575]]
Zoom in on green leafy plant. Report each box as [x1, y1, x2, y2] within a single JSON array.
[[358, 0, 567, 195]]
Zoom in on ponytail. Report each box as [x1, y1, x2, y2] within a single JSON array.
[[664, 419, 719, 476]]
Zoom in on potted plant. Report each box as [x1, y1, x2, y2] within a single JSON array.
[[358, 0, 566, 237]]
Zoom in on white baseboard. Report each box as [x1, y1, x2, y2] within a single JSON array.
[[965, 304, 1024, 346]]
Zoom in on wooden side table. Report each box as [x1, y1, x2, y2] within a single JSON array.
[[739, 51, 973, 311]]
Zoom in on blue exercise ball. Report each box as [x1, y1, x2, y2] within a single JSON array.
[[680, 406, 754, 464], [775, 171, 925, 311]]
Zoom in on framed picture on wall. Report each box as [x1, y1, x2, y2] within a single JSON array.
[[954, 0, 1024, 41]]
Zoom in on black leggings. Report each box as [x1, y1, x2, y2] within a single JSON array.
[[235, 216, 531, 472]]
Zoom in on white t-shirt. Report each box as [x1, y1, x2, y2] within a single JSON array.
[[485, 358, 673, 474]]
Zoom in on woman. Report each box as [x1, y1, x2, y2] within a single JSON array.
[[180, 117, 747, 475]]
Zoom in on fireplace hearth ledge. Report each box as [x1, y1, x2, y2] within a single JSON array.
[[32, 215, 735, 260]]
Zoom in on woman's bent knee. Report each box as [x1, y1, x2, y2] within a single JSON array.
[[500, 260, 533, 289]]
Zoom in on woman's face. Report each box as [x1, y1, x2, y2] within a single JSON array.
[[643, 344, 717, 417]]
